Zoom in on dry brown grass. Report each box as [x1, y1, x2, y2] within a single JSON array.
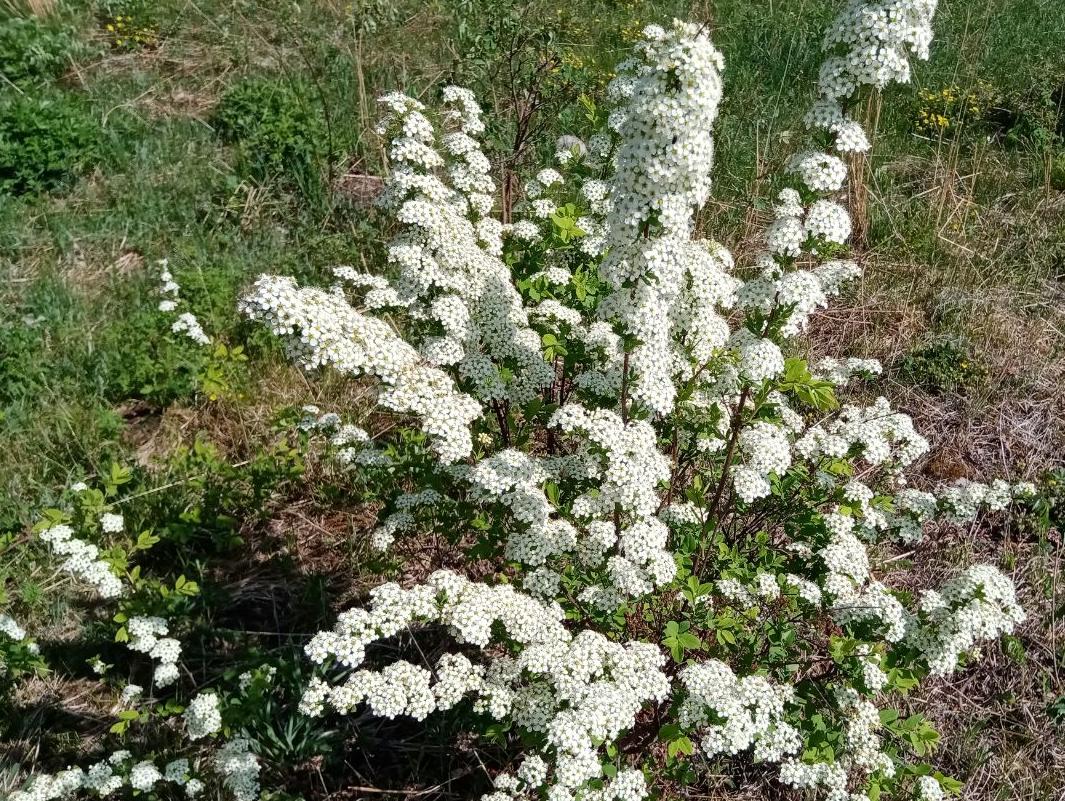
[[810, 279, 1065, 480], [136, 363, 377, 464], [1, 0, 56, 17]]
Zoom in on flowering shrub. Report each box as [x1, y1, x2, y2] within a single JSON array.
[[3, 2, 1044, 801]]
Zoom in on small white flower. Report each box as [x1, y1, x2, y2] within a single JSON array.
[[100, 513, 124, 534], [184, 691, 223, 739]]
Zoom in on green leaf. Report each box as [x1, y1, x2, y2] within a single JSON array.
[[939, 775, 963, 795], [826, 459, 854, 477], [659, 724, 682, 741], [783, 358, 811, 383], [678, 632, 703, 650], [1003, 634, 1026, 663], [667, 736, 694, 758]]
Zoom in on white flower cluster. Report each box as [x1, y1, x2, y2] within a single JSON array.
[[784, 573, 824, 606], [157, 258, 211, 346], [729, 327, 785, 384], [739, 213, 856, 359], [373, 89, 554, 404], [39, 523, 124, 599], [239, 274, 480, 464], [678, 660, 800, 762], [778, 757, 851, 801], [815, 519, 909, 642], [917, 775, 945, 801], [733, 421, 792, 502], [213, 738, 260, 801], [301, 570, 569, 696], [0, 612, 29, 643], [246, 86, 604, 461], [783, 500, 908, 646], [184, 691, 223, 739], [607, 21, 723, 240], [787, 150, 849, 192], [126, 615, 183, 688], [302, 571, 668, 801], [599, 21, 739, 415], [857, 648, 889, 693], [794, 396, 929, 468], [522, 266, 628, 403], [716, 0, 920, 508], [511, 162, 609, 259], [8, 751, 204, 801], [715, 577, 755, 608], [821, 0, 937, 98], [819, 519, 870, 602], [369, 488, 443, 551], [550, 405, 676, 605], [503, 634, 668, 799], [466, 449, 571, 572], [238, 664, 277, 691], [938, 478, 1034, 522], [99, 512, 124, 533], [814, 356, 883, 386], [736, 0, 938, 408], [779, 687, 893, 801], [837, 687, 893, 774], [890, 478, 1035, 543], [908, 564, 1025, 676], [298, 405, 390, 469], [0, 611, 41, 664], [712, 571, 783, 609]]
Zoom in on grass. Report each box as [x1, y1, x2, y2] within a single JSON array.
[[1, 0, 1063, 798]]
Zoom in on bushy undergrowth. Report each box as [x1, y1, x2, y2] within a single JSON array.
[[0, 14, 84, 86], [0, 10, 100, 196], [0, 91, 99, 194], [213, 78, 336, 196], [2, 3, 1060, 801], [897, 341, 985, 394]]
